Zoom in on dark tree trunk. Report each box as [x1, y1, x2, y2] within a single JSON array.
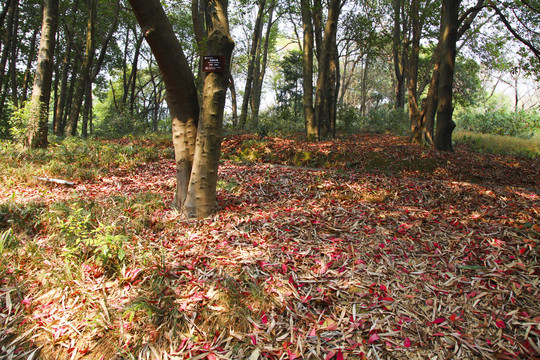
[[434, 0, 460, 151], [408, 0, 423, 144]]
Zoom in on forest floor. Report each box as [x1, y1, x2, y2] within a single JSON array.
[[0, 133, 539, 360]]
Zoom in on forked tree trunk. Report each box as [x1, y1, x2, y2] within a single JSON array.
[[435, 0, 460, 151], [26, 0, 58, 149], [129, 0, 233, 219]]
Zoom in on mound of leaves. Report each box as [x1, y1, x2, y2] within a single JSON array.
[[1, 134, 538, 359]]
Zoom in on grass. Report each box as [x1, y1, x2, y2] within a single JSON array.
[[454, 130, 540, 159]]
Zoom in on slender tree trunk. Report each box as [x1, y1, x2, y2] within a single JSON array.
[[130, 34, 144, 116], [26, 0, 59, 149], [434, 0, 460, 151], [54, 46, 71, 135], [21, 29, 39, 103], [239, 0, 266, 130], [301, 0, 316, 140], [0, 0, 17, 116], [8, 0, 19, 109], [229, 75, 238, 127], [250, 0, 276, 129], [65, 0, 96, 136], [392, 0, 406, 109], [329, 35, 339, 139], [408, 0, 423, 144]]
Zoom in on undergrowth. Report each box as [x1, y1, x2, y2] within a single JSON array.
[[454, 130, 540, 159]]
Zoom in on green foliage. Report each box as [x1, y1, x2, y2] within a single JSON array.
[[8, 102, 32, 144], [363, 107, 409, 135], [457, 108, 539, 138]]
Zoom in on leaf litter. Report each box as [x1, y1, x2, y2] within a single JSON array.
[[0, 134, 538, 359]]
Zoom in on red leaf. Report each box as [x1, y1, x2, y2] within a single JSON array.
[[368, 333, 380, 343], [433, 317, 445, 324], [495, 320, 506, 329], [404, 337, 411, 348], [261, 313, 268, 324]]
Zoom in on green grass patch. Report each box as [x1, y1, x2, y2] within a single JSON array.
[[454, 130, 540, 159]]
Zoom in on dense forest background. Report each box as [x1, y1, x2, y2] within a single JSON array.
[[0, 0, 539, 144]]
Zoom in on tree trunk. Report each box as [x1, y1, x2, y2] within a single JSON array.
[[301, 0, 316, 140], [183, 0, 234, 218], [26, 0, 59, 149], [8, 0, 19, 109], [392, 0, 406, 109], [314, 0, 340, 139], [239, 0, 266, 130], [21, 28, 39, 104], [408, 0, 423, 144], [250, 0, 276, 129], [229, 75, 238, 127], [434, 0, 460, 151], [0, 0, 17, 116], [65, 0, 96, 136]]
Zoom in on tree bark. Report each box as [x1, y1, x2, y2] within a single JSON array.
[[250, 0, 276, 129], [408, 0, 423, 144], [314, 0, 340, 139], [65, 0, 96, 136], [392, 0, 406, 109], [26, 0, 59, 149], [183, 0, 235, 218], [301, 0, 316, 140], [434, 0, 460, 151], [238, 0, 266, 130]]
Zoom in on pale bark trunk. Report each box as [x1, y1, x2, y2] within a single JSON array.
[[27, 0, 58, 149], [129, 0, 233, 219], [183, 0, 234, 218]]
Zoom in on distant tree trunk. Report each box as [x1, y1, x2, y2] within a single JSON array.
[[329, 36, 339, 139], [26, 0, 59, 149], [229, 75, 238, 127], [0, 0, 17, 116], [239, 0, 266, 130], [434, 0, 460, 151], [81, 80, 92, 137], [301, 0, 316, 140], [250, 0, 276, 129], [8, 0, 19, 109], [423, 58, 439, 144], [21, 28, 39, 104], [129, 0, 234, 219], [408, 0, 423, 144], [54, 47, 71, 135], [392, 0, 406, 109], [65, 0, 96, 136], [130, 34, 144, 116]]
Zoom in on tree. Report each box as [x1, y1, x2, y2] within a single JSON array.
[[128, 0, 234, 218], [434, 0, 460, 151], [26, 0, 59, 149]]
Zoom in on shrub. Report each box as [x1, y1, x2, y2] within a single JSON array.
[[457, 108, 539, 139]]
